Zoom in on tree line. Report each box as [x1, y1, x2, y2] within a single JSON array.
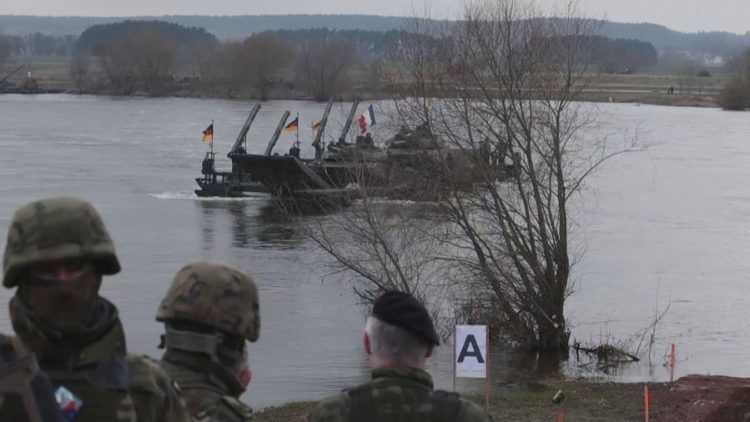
[[0, 33, 76, 65], [1, 14, 748, 59], [719, 47, 750, 110], [1, 20, 666, 99], [7, 19, 735, 109]]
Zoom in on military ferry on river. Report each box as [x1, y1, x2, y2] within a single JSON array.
[[195, 101, 511, 202]]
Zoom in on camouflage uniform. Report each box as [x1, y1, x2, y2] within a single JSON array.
[[308, 367, 492, 422], [0, 197, 191, 422], [157, 262, 260, 421], [310, 291, 492, 422]]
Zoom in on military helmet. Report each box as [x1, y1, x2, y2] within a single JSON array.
[[157, 262, 260, 342], [3, 197, 121, 288]]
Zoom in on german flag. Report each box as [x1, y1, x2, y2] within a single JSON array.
[[311, 120, 322, 132], [202, 123, 214, 143], [283, 117, 299, 132]]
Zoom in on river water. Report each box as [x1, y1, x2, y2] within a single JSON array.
[[0, 94, 749, 408]]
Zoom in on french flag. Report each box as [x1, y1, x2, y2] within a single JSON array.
[[357, 104, 377, 134]]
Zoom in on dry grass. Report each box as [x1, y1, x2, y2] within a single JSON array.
[[253, 380, 645, 422], [0, 57, 726, 107]]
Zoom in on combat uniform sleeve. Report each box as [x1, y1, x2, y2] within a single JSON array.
[[307, 392, 350, 422], [161, 377, 193, 422], [129, 355, 193, 422], [457, 399, 494, 422]]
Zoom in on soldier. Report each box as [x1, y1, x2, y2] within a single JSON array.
[[0, 333, 64, 421], [0, 196, 190, 421], [308, 291, 492, 422], [156, 262, 259, 421]]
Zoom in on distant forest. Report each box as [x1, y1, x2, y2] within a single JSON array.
[[0, 14, 749, 59], [0, 17, 745, 105], [0, 18, 664, 100]]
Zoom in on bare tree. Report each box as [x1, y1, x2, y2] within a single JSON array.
[[381, 0, 639, 352], [69, 50, 91, 92], [297, 0, 636, 353], [719, 48, 750, 110], [296, 39, 356, 101], [133, 30, 178, 94], [301, 198, 441, 300], [0, 35, 12, 71], [225, 33, 292, 100], [99, 29, 177, 95], [286, 179, 453, 335], [188, 39, 221, 82], [99, 35, 138, 94]]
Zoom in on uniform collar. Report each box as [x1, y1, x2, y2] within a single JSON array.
[[162, 349, 244, 396], [9, 295, 124, 367], [371, 367, 434, 389]]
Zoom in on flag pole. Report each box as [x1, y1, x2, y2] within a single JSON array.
[[295, 113, 299, 145], [485, 326, 490, 411], [210, 119, 214, 156], [453, 328, 457, 392]]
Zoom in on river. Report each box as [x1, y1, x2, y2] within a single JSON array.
[[0, 94, 749, 408]]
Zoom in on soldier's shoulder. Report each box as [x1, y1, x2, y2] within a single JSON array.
[[127, 354, 177, 396], [193, 396, 253, 422], [456, 396, 493, 422], [127, 354, 193, 421], [129, 354, 170, 379], [307, 390, 350, 422], [432, 389, 492, 422]]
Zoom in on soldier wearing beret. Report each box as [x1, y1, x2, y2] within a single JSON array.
[[308, 291, 492, 422]]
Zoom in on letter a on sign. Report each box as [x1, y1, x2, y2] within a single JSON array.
[[455, 325, 487, 378]]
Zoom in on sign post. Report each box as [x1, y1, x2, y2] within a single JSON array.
[[455, 325, 490, 410], [452, 330, 457, 391]]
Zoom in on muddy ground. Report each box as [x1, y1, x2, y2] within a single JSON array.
[[254, 375, 750, 421]]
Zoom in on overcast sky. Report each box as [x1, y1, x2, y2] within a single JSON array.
[[0, 0, 748, 34]]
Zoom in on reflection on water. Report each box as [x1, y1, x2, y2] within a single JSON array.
[[507, 350, 565, 380], [198, 201, 217, 251], [254, 202, 303, 248], [195, 199, 304, 250], [228, 201, 251, 248]]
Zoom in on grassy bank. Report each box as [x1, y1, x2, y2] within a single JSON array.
[[2, 56, 724, 108], [254, 379, 646, 421]]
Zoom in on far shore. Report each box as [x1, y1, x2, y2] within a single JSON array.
[[10, 84, 721, 109], [1, 57, 724, 109]]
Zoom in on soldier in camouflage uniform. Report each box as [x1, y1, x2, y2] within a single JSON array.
[[308, 291, 493, 422], [157, 262, 259, 421], [0, 196, 190, 421]]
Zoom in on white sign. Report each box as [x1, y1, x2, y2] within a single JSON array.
[[455, 325, 487, 379]]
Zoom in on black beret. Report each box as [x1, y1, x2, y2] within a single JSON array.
[[372, 291, 440, 346]]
